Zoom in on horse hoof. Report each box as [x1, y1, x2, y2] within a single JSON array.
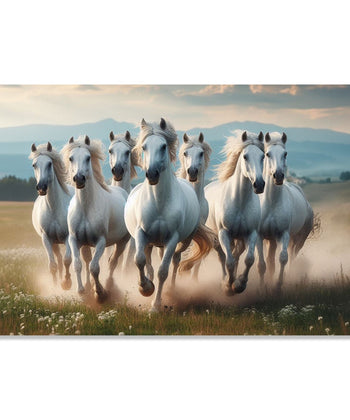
[[223, 283, 235, 296], [139, 280, 155, 297], [96, 289, 109, 303], [232, 281, 247, 294], [61, 278, 72, 290], [78, 287, 85, 295]]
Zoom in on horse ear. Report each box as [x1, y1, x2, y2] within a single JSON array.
[[109, 131, 114, 142], [141, 118, 147, 128], [242, 131, 248, 141], [258, 131, 264, 142], [265, 132, 271, 142], [69, 137, 74, 144], [125, 130, 131, 141], [282, 132, 287, 144], [85, 135, 90, 145], [198, 132, 204, 143], [183, 133, 189, 143], [47, 142, 52, 152], [31, 143, 37, 152], [160, 118, 166, 130]]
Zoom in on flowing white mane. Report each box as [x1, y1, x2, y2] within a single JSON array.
[[134, 119, 178, 168], [62, 136, 110, 192], [215, 130, 264, 182], [177, 134, 212, 178], [110, 133, 138, 179], [29, 144, 69, 194]]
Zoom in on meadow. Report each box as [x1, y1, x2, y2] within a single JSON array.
[[0, 181, 350, 336]]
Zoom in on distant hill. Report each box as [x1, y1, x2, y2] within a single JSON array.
[[1, 118, 350, 178]]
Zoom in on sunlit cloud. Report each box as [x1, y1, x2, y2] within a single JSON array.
[[250, 85, 299, 95], [174, 85, 235, 97]]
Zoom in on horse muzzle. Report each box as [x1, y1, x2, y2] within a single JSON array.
[[36, 184, 47, 196], [146, 168, 160, 185], [253, 179, 265, 194], [73, 174, 86, 189], [111, 165, 124, 182], [187, 167, 199, 183], [273, 171, 284, 185]]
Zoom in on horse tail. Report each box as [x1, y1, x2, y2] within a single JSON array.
[[308, 211, 321, 240], [179, 224, 216, 273]]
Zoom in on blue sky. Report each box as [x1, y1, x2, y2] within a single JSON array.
[[0, 84, 349, 133]]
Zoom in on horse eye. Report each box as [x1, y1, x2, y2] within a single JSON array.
[[284, 152, 288, 158], [48, 162, 52, 168], [200, 152, 204, 157], [126, 150, 130, 156], [266, 153, 270, 158], [243, 155, 247, 160], [184, 151, 188, 157], [32, 164, 36, 168], [161, 144, 166, 151], [87, 156, 91, 162], [69, 157, 73, 162], [108, 149, 112, 154]]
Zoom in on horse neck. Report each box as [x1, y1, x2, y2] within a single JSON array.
[[146, 164, 176, 209], [46, 174, 67, 209], [264, 167, 283, 203], [192, 168, 205, 206], [111, 165, 131, 193], [75, 175, 103, 207], [226, 155, 253, 205]]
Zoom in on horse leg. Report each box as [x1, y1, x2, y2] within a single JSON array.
[[214, 242, 227, 280], [151, 232, 179, 312], [106, 234, 129, 291], [267, 239, 277, 280], [256, 235, 266, 288], [42, 234, 58, 284], [121, 237, 136, 275], [218, 228, 235, 296], [135, 228, 155, 297], [233, 231, 257, 294], [145, 245, 154, 282], [69, 235, 84, 294], [90, 237, 108, 303], [276, 231, 290, 294], [171, 237, 192, 289], [81, 246, 92, 292], [52, 244, 63, 280], [61, 239, 72, 290], [233, 239, 245, 278]]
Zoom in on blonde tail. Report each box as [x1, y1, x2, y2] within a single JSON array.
[[179, 224, 216, 273]]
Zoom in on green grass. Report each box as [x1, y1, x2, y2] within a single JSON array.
[[0, 252, 350, 336]]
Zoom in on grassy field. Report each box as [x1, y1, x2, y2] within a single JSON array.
[[0, 181, 350, 336]]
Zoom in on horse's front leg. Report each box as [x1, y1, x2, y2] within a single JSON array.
[[52, 244, 63, 280], [106, 234, 130, 291], [81, 246, 92, 292], [218, 228, 235, 296], [135, 228, 155, 297], [170, 237, 192, 289], [61, 238, 72, 290], [151, 232, 179, 312], [145, 245, 154, 282], [90, 237, 108, 303], [276, 231, 290, 293], [233, 231, 257, 294], [68, 235, 84, 294], [256, 234, 266, 288], [42, 233, 58, 284], [214, 241, 227, 280]]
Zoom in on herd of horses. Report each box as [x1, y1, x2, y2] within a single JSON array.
[[29, 118, 315, 311]]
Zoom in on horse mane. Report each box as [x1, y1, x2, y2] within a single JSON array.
[[265, 132, 287, 149], [29, 144, 69, 194], [177, 134, 212, 178], [215, 130, 264, 182], [61, 136, 110, 192], [110, 134, 138, 179], [134, 119, 178, 168]]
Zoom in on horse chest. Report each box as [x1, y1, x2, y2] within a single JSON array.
[[260, 212, 288, 239], [143, 218, 172, 245]]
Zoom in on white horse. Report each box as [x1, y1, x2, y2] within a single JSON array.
[[62, 135, 130, 302], [177, 132, 212, 282], [257, 132, 314, 292], [124, 118, 213, 311], [205, 130, 265, 295], [30, 142, 73, 289]]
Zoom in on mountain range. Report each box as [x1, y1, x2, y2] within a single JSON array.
[[0, 118, 350, 179]]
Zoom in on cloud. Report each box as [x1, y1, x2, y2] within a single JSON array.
[[76, 85, 101, 91], [249, 85, 299, 95], [174, 85, 235, 97]]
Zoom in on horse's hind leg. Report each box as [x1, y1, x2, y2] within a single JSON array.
[[276, 232, 290, 293], [145, 245, 154, 282], [233, 231, 257, 294], [61, 239, 72, 290], [42, 234, 58, 284], [81, 246, 92, 292], [214, 242, 226, 280], [90, 237, 108, 303], [52, 244, 63, 280], [135, 228, 155, 298], [267, 239, 277, 280], [106, 235, 130, 291]]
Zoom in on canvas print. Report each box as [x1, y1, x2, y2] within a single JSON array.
[[0, 84, 349, 336]]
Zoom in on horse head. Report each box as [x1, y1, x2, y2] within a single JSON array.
[[264, 132, 288, 185], [181, 132, 210, 183], [67, 136, 92, 189], [240, 131, 265, 194], [109, 130, 133, 181], [31, 142, 55, 195]]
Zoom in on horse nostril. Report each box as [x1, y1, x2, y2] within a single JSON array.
[[145, 171, 149, 179], [253, 181, 257, 188], [73, 175, 77, 182], [36, 185, 39, 190]]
